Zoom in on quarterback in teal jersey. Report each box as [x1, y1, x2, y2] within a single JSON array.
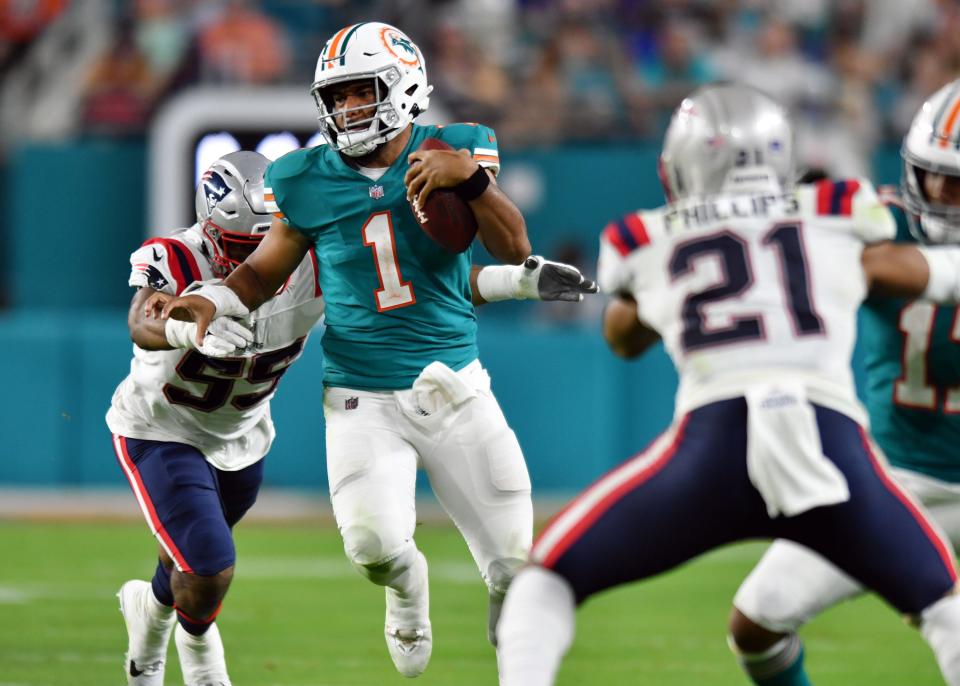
[[159, 21, 597, 680], [728, 80, 960, 686]]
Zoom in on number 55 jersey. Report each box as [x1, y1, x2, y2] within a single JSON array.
[[597, 178, 895, 422], [106, 225, 326, 471]]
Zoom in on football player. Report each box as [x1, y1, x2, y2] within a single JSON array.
[[107, 150, 325, 686], [154, 21, 598, 680], [727, 79, 960, 685], [496, 83, 960, 686]]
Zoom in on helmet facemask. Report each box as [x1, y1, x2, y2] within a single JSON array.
[[312, 73, 409, 157], [201, 222, 266, 276], [310, 23, 432, 158]]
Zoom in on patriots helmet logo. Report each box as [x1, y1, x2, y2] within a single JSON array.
[[201, 171, 232, 213]]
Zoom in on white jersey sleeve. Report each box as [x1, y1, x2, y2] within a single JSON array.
[[796, 178, 896, 244], [597, 212, 650, 296], [127, 227, 213, 295]]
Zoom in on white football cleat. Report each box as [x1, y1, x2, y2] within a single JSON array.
[[384, 551, 432, 677], [384, 623, 433, 678], [117, 579, 175, 686], [175, 622, 233, 686]]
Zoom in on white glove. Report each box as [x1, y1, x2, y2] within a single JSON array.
[[477, 256, 599, 302], [165, 316, 254, 357], [185, 281, 251, 318]]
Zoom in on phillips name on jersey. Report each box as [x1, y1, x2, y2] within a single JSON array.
[[598, 178, 895, 423]]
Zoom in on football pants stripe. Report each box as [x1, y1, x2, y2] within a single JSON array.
[[532, 418, 689, 569], [111, 435, 194, 574], [859, 427, 958, 582]]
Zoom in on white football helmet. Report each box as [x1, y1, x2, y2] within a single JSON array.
[[310, 22, 432, 157], [902, 79, 960, 243], [195, 151, 272, 275], [659, 83, 795, 202]]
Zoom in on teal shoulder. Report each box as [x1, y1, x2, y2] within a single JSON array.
[[264, 144, 335, 230], [417, 122, 498, 153], [265, 146, 318, 185]]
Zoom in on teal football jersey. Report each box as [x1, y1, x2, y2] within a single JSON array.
[[264, 123, 501, 390], [862, 197, 960, 482]]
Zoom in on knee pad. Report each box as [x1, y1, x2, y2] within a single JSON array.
[[179, 516, 235, 576], [346, 532, 416, 586]]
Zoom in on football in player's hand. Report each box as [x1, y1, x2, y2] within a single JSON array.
[[409, 138, 479, 253]]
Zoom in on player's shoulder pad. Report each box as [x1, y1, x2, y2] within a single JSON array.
[[433, 122, 500, 171], [600, 209, 658, 257], [131, 231, 205, 295], [800, 177, 895, 243], [801, 177, 873, 217]]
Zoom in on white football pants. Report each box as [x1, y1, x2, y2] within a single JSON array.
[[735, 467, 960, 633], [324, 360, 533, 606]]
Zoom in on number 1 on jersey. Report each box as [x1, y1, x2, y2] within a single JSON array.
[[363, 211, 416, 311]]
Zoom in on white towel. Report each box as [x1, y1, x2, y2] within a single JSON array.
[[745, 382, 850, 518], [396, 361, 479, 419]]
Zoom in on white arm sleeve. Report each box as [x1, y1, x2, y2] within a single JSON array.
[[919, 245, 960, 303]]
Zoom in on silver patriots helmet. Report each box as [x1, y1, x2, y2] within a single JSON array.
[[659, 83, 796, 202], [195, 151, 273, 275], [902, 79, 960, 243]]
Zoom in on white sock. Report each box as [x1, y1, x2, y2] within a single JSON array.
[[146, 587, 175, 622], [922, 592, 960, 685], [175, 622, 229, 683], [497, 566, 575, 686]]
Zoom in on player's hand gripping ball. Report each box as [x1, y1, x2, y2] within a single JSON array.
[[406, 138, 479, 253]]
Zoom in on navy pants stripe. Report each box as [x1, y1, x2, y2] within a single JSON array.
[[533, 398, 957, 615], [112, 434, 264, 576]]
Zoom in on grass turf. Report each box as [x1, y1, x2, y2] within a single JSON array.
[[0, 520, 941, 685]]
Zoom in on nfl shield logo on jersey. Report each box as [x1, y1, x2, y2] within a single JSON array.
[[369, 185, 385, 200], [345, 396, 359, 410]]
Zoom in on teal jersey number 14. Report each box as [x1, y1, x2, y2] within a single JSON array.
[[264, 123, 501, 390]]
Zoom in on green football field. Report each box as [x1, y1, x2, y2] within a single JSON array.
[[0, 520, 942, 685]]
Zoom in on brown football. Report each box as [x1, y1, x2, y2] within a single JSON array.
[[409, 137, 479, 253]]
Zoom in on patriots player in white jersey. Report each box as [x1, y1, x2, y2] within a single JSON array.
[[496, 83, 960, 686], [107, 151, 325, 686], [727, 80, 960, 686]]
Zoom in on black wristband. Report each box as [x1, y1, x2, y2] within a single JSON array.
[[454, 165, 490, 202]]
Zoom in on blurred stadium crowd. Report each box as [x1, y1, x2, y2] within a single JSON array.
[[2, 0, 960, 177]]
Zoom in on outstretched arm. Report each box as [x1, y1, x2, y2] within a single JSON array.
[[128, 287, 173, 350], [160, 218, 312, 345], [470, 256, 599, 306], [861, 242, 931, 298]]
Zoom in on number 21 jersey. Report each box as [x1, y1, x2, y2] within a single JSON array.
[[597, 179, 896, 421]]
